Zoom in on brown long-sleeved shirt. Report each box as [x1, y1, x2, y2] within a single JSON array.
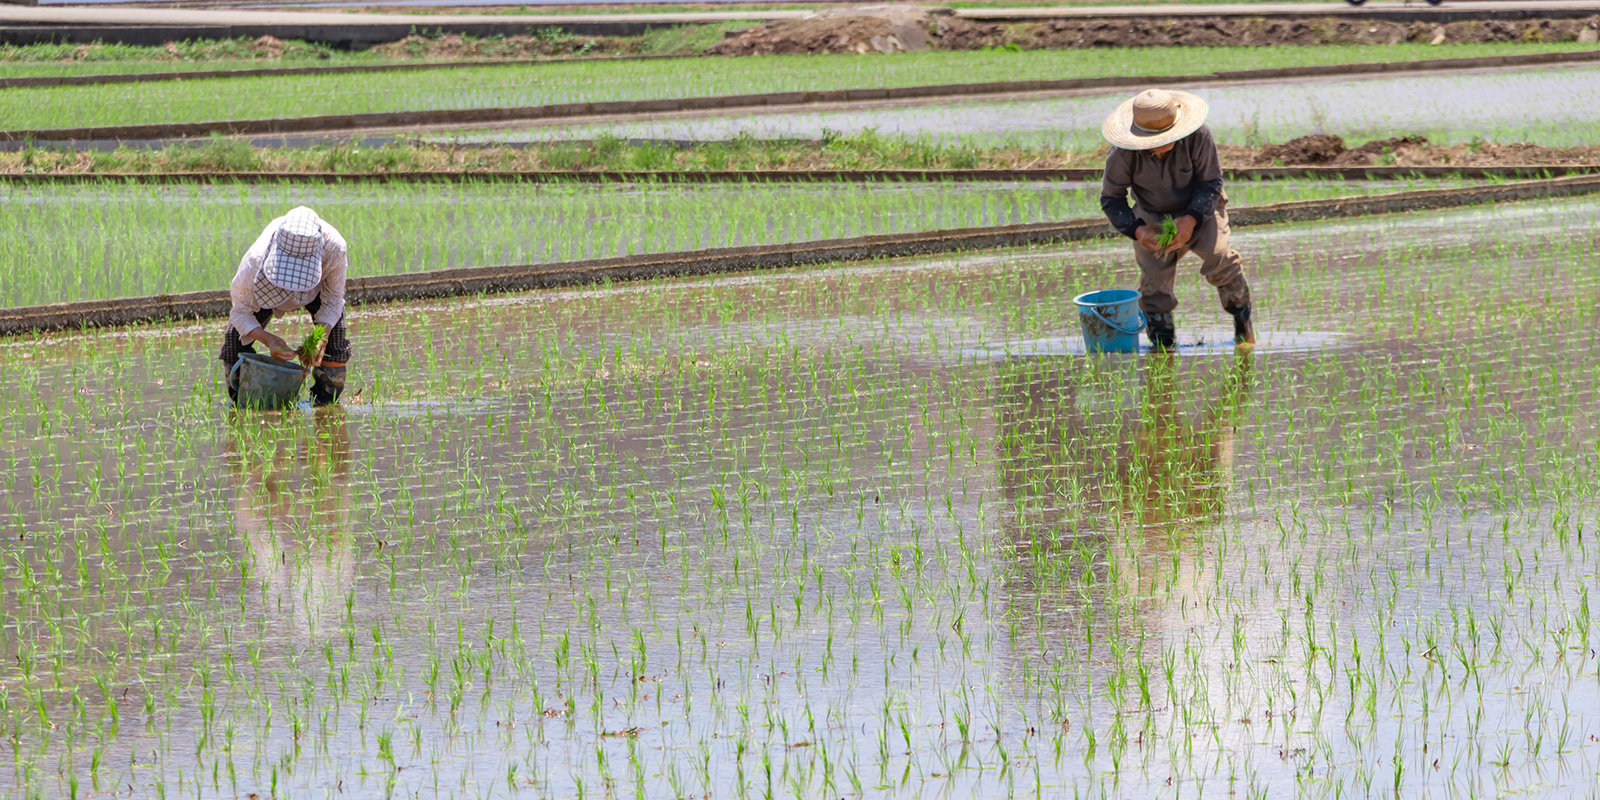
[[1100, 125, 1226, 239]]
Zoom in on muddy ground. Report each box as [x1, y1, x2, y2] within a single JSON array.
[[708, 7, 1600, 56], [360, 9, 1600, 60], [1232, 135, 1600, 167], [16, 12, 1598, 64]]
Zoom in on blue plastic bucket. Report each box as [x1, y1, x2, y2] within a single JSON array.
[[1073, 289, 1146, 353], [230, 352, 307, 410]]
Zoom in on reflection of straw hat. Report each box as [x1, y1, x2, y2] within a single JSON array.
[[1101, 89, 1209, 151]]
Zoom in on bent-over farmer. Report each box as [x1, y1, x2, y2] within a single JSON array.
[[219, 206, 350, 406], [1100, 89, 1255, 347]]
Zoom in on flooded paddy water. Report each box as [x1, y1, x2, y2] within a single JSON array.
[[5, 44, 1584, 134], [465, 65, 1600, 150], [3, 195, 1600, 798]]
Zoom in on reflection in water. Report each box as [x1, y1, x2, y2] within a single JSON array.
[[993, 353, 1256, 692], [225, 409, 355, 645], [996, 351, 1253, 534], [1124, 352, 1252, 527]]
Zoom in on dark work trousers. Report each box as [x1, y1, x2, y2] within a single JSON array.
[[1131, 199, 1252, 316]]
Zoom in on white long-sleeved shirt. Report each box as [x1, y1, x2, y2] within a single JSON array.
[[228, 214, 349, 337]]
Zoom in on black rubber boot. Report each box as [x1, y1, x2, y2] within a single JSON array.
[[310, 365, 346, 407], [1226, 304, 1256, 345], [1146, 312, 1176, 349]]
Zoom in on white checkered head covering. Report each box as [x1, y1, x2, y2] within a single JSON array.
[[254, 207, 325, 307]]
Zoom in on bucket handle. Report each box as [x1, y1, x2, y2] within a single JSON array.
[[228, 355, 244, 388], [1089, 305, 1146, 336]]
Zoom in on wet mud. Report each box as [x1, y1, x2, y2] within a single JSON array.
[[711, 11, 1600, 56]]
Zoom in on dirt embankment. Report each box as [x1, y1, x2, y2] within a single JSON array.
[[5, 134, 1596, 176], [999, 16, 1600, 49], [23, 13, 1598, 64], [709, 8, 1600, 55], [1232, 135, 1600, 167], [706, 7, 979, 56]]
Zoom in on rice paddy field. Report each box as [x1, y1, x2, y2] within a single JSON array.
[[457, 64, 1600, 150], [0, 43, 1586, 132], [0, 58, 419, 80], [0, 176, 1479, 307], [3, 190, 1600, 799]]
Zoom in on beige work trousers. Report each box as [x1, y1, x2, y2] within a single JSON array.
[[1133, 199, 1251, 315]]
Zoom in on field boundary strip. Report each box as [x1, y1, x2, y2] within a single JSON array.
[[4, 47, 1597, 142], [0, 54, 685, 90], [0, 39, 1593, 91], [1, 166, 1596, 183], [4, 174, 1597, 337]]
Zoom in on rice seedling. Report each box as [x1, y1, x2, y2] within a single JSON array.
[[506, 65, 1600, 151], [0, 175, 1478, 307], [0, 43, 1586, 132], [0, 193, 1597, 799], [296, 323, 328, 369], [1156, 216, 1179, 249]]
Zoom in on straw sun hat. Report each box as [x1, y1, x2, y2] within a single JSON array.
[[1101, 89, 1210, 151]]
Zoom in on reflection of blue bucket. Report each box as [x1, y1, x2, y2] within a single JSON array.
[[1073, 289, 1146, 353]]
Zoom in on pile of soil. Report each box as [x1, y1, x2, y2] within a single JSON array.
[[1244, 135, 1599, 167], [709, 11, 1600, 55], [1258, 134, 1347, 165], [1253, 135, 1439, 166], [707, 6, 1002, 56]]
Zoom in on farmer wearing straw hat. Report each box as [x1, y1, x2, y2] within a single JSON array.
[[1100, 89, 1255, 348], [218, 206, 351, 406]]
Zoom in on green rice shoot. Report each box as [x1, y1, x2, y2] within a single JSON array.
[[296, 324, 327, 366], [1157, 215, 1180, 248]]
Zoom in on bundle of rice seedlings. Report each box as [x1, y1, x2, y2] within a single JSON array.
[[1156, 216, 1180, 249], [296, 324, 328, 369]]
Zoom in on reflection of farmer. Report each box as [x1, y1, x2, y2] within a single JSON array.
[[227, 410, 355, 644], [218, 206, 351, 406], [991, 354, 1254, 673], [995, 352, 1253, 531], [1125, 353, 1251, 524], [1100, 89, 1256, 348]]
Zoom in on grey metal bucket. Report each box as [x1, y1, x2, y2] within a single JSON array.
[[230, 353, 307, 409]]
